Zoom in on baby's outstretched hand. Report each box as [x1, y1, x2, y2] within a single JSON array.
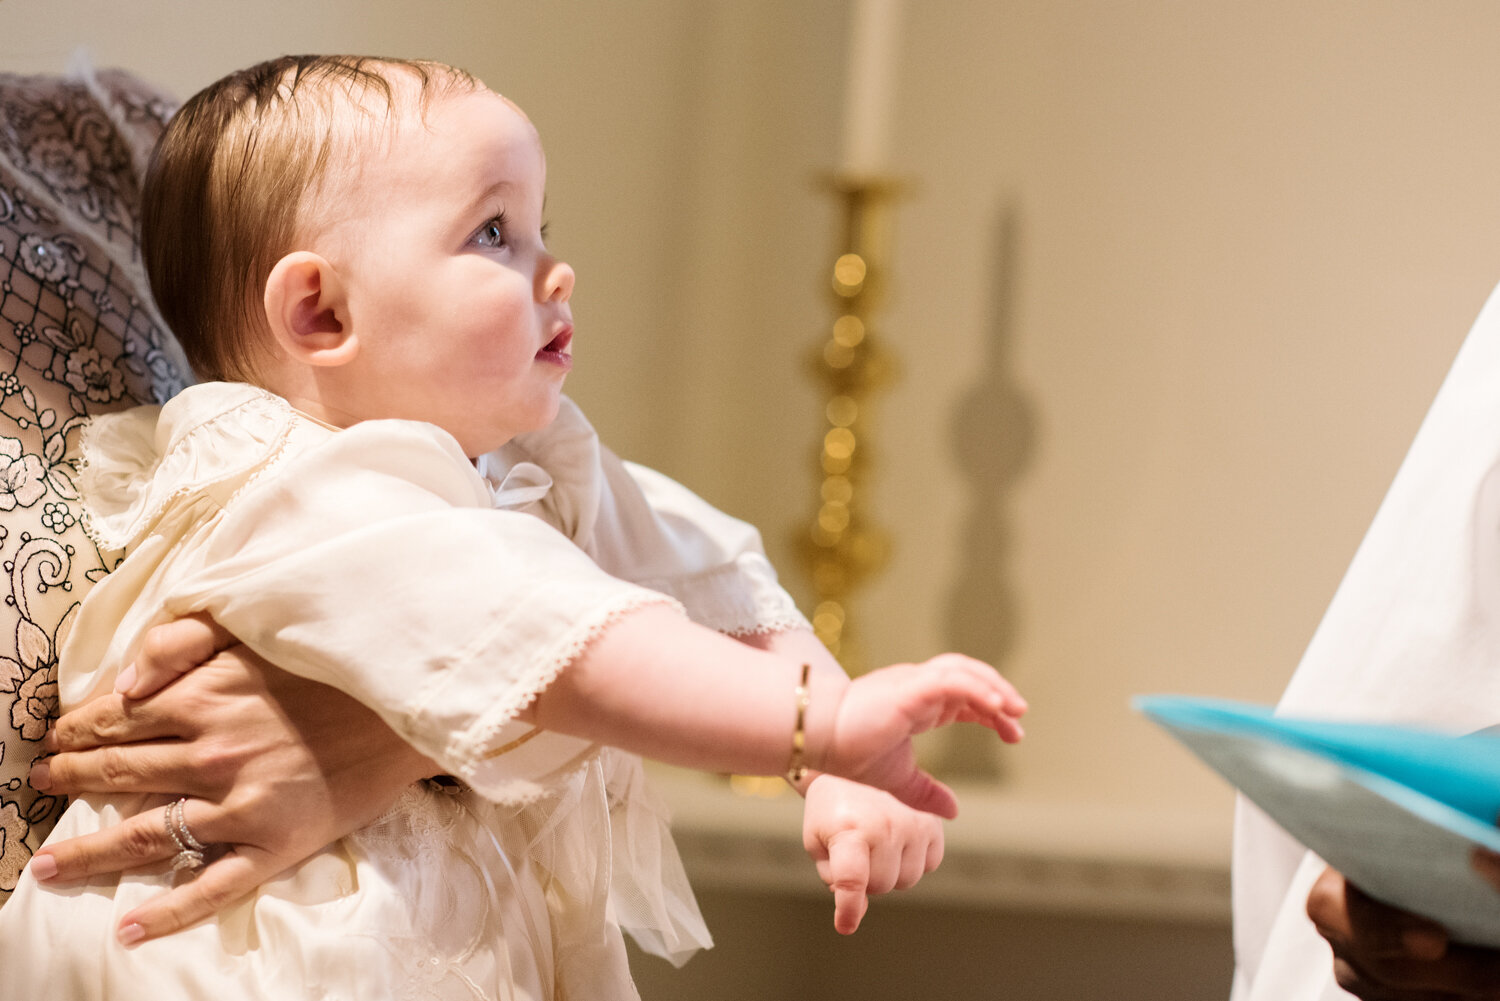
[[819, 653, 1025, 819], [802, 775, 944, 934]]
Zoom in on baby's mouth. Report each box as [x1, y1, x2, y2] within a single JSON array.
[[538, 325, 573, 361]]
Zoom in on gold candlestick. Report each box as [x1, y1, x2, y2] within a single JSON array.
[[798, 174, 901, 674]]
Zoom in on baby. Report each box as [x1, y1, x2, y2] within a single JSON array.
[[0, 55, 1025, 1001]]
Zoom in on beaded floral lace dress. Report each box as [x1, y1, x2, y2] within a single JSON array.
[[0, 65, 188, 906]]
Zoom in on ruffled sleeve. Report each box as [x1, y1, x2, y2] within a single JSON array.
[[79, 383, 296, 553], [500, 397, 810, 637], [157, 417, 684, 803], [602, 459, 809, 636]]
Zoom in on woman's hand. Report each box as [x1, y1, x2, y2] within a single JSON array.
[[801, 773, 944, 935], [1306, 865, 1500, 998], [28, 615, 436, 945]]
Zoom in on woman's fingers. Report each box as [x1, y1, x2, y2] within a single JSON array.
[[1308, 867, 1448, 962], [34, 797, 286, 947], [31, 798, 220, 882], [29, 809, 172, 881], [31, 742, 208, 798], [117, 847, 280, 946], [47, 692, 179, 754], [117, 613, 236, 698]]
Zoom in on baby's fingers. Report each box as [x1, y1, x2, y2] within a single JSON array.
[[921, 654, 1027, 712], [941, 691, 1026, 740], [917, 664, 1026, 741], [117, 848, 272, 945], [954, 707, 1025, 743], [826, 833, 873, 935]]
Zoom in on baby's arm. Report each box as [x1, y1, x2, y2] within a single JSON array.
[[35, 605, 1022, 948], [741, 627, 974, 934], [94, 615, 987, 934], [521, 604, 1025, 816], [593, 450, 982, 930]]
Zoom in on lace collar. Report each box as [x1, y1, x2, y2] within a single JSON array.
[[79, 383, 299, 552]]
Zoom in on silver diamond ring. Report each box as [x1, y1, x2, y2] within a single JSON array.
[[165, 797, 206, 871]]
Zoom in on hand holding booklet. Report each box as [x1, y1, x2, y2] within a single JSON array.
[[1136, 695, 1500, 946]]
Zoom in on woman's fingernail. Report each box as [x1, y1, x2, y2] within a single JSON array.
[[27, 853, 57, 881], [113, 663, 137, 695], [41, 728, 57, 753], [118, 922, 146, 947], [27, 760, 50, 791]]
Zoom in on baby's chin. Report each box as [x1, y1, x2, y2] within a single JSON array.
[[466, 397, 564, 456]]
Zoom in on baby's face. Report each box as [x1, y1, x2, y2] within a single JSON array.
[[314, 85, 575, 457]]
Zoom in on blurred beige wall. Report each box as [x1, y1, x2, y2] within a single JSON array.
[[873, 1, 1500, 817], [8, 2, 1500, 997]]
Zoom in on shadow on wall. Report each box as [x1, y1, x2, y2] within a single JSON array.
[[935, 203, 1038, 781]]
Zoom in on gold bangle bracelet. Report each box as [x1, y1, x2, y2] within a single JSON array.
[[785, 663, 812, 784]]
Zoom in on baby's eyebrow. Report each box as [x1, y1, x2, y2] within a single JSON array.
[[463, 178, 516, 218]]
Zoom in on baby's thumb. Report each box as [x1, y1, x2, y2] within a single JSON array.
[[888, 770, 958, 820]]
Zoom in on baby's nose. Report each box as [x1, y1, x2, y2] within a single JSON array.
[[538, 257, 575, 303]]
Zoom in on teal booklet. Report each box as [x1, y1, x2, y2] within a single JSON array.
[[1136, 695, 1500, 946]]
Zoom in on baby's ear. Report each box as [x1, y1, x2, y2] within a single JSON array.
[[263, 252, 357, 367]]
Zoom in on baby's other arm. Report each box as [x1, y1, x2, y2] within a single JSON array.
[[739, 626, 958, 934], [592, 448, 1024, 932]]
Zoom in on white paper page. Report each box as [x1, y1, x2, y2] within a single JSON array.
[[1167, 722, 1500, 946]]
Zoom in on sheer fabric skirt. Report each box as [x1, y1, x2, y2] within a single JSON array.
[[0, 749, 707, 1001]]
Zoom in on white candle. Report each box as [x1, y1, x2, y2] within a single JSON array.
[[841, 0, 903, 174]]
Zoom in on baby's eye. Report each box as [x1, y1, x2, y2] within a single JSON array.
[[472, 214, 507, 249]]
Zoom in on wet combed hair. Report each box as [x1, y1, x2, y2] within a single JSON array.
[[140, 54, 477, 382]]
